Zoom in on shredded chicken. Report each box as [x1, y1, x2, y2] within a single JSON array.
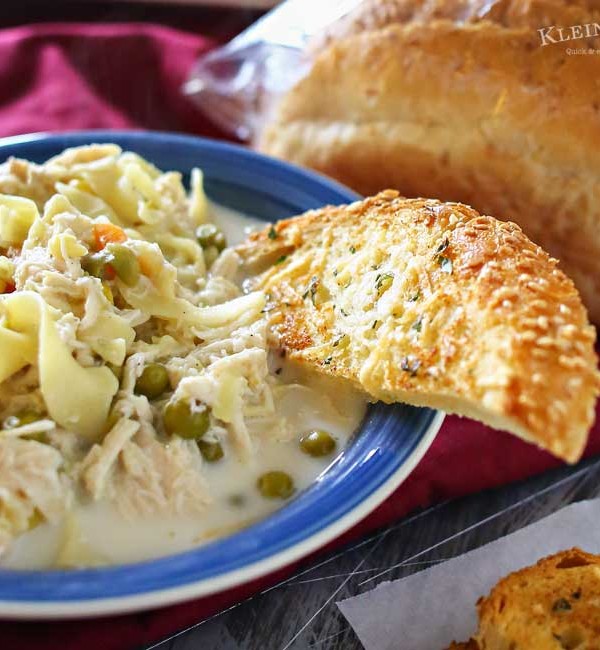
[[0, 144, 351, 564], [80, 419, 140, 500], [116, 436, 211, 517], [0, 439, 69, 553]]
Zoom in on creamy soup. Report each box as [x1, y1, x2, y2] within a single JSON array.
[[0, 146, 366, 568], [3, 361, 364, 569]]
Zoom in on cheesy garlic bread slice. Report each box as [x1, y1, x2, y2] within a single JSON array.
[[238, 191, 600, 463]]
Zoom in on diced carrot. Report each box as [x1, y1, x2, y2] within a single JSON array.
[[104, 265, 116, 281], [93, 223, 127, 251]]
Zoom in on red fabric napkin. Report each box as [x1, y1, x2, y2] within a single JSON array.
[[0, 21, 598, 650], [0, 22, 230, 139]]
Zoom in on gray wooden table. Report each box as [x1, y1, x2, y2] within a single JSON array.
[[150, 456, 600, 649]]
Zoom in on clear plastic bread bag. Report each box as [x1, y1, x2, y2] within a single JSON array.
[[184, 0, 364, 141]]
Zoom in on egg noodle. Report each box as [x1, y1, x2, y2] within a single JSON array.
[[0, 144, 341, 565]]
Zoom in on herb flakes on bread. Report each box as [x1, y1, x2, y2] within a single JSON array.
[[259, 0, 600, 323], [238, 191, 600, 463]]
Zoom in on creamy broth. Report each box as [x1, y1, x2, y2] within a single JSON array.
[[209, 202, 265, 246], [1, 203, 366, 569]]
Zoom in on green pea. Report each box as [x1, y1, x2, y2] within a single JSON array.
[[203, 246, 219, 268], [81, 252, 108, 279], [105, 244, 140, 287], [197, 439, 224, 462], [196, 224, 227, 252], [134, 363, 170, 400], [163, 400, 210, 440], [299, 430, 337, 457], [257, 471, 295, 499], [213, 231, 227, 252]]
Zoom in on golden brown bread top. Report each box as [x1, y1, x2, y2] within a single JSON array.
[[313, 0, 600, 51], [238, 192, 599, 462], [475, 548, 600, 649], [264, 20, 600, 181]]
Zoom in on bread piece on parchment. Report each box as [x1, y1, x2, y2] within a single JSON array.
[[475, 548, 600, 649], [238, 191, 599, 462], [259, 0, 600, 322]]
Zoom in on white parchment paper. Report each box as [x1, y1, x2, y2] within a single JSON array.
[[337, 499, 600, 649]]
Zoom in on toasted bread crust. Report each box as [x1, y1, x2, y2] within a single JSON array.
[[312, 0, 600, 50], [446, 642, 479, 650], [475, 548, 600, 649], [238, 192, 599, 462], [259, 2, 600, 323]]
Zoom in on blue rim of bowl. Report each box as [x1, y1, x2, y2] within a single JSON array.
[[0, 131, 361, 218], [0, 131, 443, 617]]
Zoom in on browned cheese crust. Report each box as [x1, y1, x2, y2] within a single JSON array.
[[238, 192, 599, 463], [475, 548, 600, 649], [258, 0, 600, 322]]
